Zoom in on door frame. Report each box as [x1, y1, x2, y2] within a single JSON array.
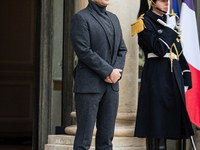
[[62, 0, 75, 127], [35, 0, 76, 149], [36, 0, 54, 149]]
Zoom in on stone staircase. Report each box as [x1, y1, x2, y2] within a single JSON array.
[[45, 135, 146, 150]]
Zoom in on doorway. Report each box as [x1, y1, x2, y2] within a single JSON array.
[[0, 0, 37, 149]]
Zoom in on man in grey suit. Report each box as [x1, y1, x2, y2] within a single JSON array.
[[70, 0, 127, 149]]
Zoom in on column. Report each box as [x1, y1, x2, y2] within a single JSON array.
[[77, 0, 88, 11]]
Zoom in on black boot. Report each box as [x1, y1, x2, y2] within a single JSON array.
[[146, 138, 159, 150], [146, 138, 152, 150], [158, 138, 166, 150], [146, 138, 166, 150]]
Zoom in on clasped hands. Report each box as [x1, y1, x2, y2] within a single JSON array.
[[104, 69, 122, 84]]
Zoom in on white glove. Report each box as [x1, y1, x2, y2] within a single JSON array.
[[166, 15, 176, 29], [184, 86, 189, 93], [157, 19, 180, 35]]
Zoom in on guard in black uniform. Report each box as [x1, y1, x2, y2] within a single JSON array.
[[131, 0, 194, 149]]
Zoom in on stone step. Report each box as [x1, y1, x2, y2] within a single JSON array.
[[65, 124, 135, 137], [47, 135, 145, 147], [45, 144, 146, 150]]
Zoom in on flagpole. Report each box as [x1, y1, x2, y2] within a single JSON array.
[[168, 0, 172, 13], [170, 0, 172, 13]]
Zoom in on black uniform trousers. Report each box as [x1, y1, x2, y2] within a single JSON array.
[[73, 84, 119, 150]]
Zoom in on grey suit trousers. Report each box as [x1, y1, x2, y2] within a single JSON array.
[[73, 84, 119, 150]]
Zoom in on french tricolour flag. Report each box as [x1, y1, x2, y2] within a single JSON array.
[[180, 0, 200, 127]]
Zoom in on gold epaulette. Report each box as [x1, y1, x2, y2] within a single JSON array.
[[131, 14, 146, 37]]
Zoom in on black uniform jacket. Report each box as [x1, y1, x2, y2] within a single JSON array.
[[134, 11, 194, 139], [70, 2, 127, 93]]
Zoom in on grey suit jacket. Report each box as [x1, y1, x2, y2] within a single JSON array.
[[70, 3, 127, 93]]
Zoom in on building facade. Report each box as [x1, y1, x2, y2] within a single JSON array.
[[0, 0, 199, 150]]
